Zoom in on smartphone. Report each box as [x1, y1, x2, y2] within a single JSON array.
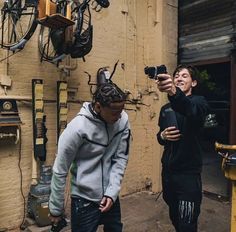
[[163, 108, 178, 129]]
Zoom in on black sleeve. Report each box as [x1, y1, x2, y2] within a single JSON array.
[[168, 87, 209, 126], [157, 107, 168, 146]]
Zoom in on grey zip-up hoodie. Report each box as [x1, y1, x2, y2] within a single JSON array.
[[49, 102, 131, 216]]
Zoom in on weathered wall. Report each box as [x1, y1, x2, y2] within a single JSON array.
[[0, 0, 177, 230]]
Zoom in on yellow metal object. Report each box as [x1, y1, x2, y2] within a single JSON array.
[[215, 141, 236, 232], [215, 142, 236, 181], [232, 181, 236, 232], [223, 165, 236, 181], [215, 141, 236, 151]]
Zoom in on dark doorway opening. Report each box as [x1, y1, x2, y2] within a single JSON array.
[[195, 62, 230, 197]]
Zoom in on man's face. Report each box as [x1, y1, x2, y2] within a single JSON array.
[[97, 101, 125, 124], [173, 68, 197, 96]]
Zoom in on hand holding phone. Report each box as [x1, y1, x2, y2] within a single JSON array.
[[161, 126, 181, 141]]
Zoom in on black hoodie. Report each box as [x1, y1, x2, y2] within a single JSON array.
[[157, 87, 209, 174]]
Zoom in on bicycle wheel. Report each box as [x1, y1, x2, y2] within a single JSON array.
[[38, 0, 78, 63], [38, 25, 66, 62], [0, 0, 38, 51]]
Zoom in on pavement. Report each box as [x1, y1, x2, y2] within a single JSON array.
[[119, 191, 230, 232], [24, 191, 231, 232]]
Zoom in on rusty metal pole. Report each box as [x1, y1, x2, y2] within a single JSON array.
[[215, 142, 236, 231], [231, 181, 236, 232], [230, 53, 236, 144], [229, 54, 236, 231]]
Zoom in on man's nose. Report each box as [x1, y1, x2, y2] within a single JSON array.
[[176, 76, 183, 81]]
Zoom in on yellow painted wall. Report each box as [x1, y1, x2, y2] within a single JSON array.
[[0, 0, 177, 230]]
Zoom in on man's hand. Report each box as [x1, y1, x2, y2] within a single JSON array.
[[99, 196, 113, 213], [161, 126, 181, 141], [48, 215, 67, 232], [156, 74, 176, 96], [48, 214, 62, 225]]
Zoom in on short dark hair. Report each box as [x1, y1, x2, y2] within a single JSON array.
[[93, 82, 127, 107], [173, 64, 199, 82]]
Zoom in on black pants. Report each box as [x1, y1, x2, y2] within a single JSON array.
[[71, 196, 123, 232], [162, 171, 202, 232]]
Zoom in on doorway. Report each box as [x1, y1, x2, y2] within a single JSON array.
[[196, 62, 230, 197]]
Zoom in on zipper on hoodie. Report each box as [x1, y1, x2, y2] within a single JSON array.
[[100, 122, 110, 197]]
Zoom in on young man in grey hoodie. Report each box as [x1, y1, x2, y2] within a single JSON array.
[[49, 82, 131, 232]]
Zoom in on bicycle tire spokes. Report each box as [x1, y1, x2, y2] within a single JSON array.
[[0, 0, 38, 50], [38, 26, 60, 62]]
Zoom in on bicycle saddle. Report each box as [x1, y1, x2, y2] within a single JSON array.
[[92, 0, 110, 12], [95, 0, 110, 8]]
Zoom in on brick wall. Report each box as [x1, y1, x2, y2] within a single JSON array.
[[0, 0, 177, 230]]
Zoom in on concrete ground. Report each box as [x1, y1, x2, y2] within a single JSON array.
[[25, 191, 231, 232], [118, 191, 231, 232]]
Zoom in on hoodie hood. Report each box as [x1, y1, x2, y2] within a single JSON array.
[[78, 102, 102, 123]]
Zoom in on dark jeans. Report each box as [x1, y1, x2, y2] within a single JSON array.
[[162, 171, 202, 232], [71, 196, 123, 232]]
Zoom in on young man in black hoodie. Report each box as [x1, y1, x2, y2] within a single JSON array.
[[156, 65, 209, 232]]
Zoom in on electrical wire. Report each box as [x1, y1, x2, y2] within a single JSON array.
[[17, 127, 26, 230], [0, 50, 21, 63]]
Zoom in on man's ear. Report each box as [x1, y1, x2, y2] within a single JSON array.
[[192, 80, 197, 87], [94, 102, 101, 113]]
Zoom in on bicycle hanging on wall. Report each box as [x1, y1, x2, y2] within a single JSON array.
[[0, 0, 110, 62], [38, 0, 91, 63]]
